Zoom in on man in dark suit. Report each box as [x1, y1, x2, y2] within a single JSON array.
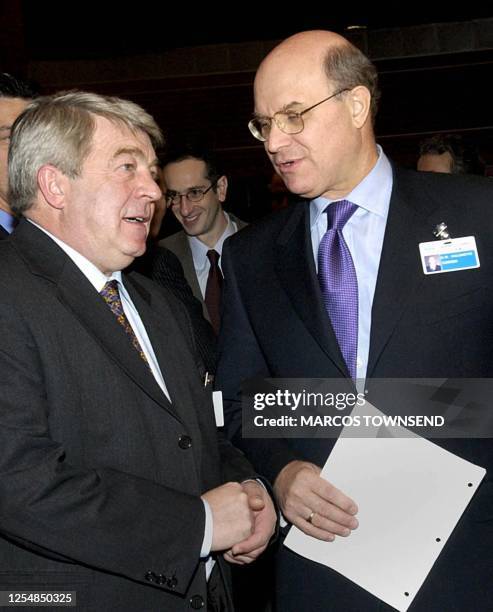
[[216, 30, 493, 611], [160, 146, 247, 334], [0, 91, 276, 611], [0, 73, 37, 238]]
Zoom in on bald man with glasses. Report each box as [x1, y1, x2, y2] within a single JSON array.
[[216, 30, 493, 612]]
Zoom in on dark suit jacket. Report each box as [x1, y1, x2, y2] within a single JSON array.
[[0, 221, 257, 611], [133, 245, 217, 374], [160, 213, 247, 322], [216, 167, 493, 612], [0, 224, 9, 239]]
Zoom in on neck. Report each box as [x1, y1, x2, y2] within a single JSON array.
[[327, 143, 379, 201], [198, 210, 228, 249]]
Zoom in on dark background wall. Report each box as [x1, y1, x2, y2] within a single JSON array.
[[2, 4, 493, 223]]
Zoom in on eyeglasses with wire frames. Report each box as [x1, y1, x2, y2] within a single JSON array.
[[248, 88, 350, 142], [165, 178, 219, 207]]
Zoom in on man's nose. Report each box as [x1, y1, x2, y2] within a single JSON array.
[[178, 195, 194, 217], [139, 170, 162, 201], [266, 121, 292, 154]]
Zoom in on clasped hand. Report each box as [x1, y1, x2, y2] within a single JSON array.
[[202, 480, 276, 565]]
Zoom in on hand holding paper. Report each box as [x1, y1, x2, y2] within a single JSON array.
[[283, 426, 486, 612], [274, 459, 359, 541]]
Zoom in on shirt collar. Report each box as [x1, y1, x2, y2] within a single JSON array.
[[189, 211, 237, 270], [0, 209, 17, 233], [27, 219, 122, 291], [310, 145, 392, 228]]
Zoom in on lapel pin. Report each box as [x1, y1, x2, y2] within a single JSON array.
[[433, 222, 451, 240]]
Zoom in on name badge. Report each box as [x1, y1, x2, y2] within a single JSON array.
[[419, 236, 480, 275], [213, 391, 224, 427]]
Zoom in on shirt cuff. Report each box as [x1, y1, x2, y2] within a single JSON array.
[[201, 498, 213, 558]]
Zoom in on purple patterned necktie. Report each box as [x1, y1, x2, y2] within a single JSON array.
[[100, 280, 150, 368], [318, 200, 359, 378]]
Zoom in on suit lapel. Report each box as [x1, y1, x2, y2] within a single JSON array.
[[14, 221, 182, 422], [368, 168, 441, 375], [178, 234, 202, 298], [178, 234, 209, 320], [275, 203, 349, 377], [59, 266, 184, 420], [124, 275, 201, 408], [126, 274, 208, 470]]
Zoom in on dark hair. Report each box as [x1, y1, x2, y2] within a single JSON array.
[[0, 73, 38, 99], [323, 44, 380, 123], [418, 134, 485, 175], [162, 144, 223, 185]]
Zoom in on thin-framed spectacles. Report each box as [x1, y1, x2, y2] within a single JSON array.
[[165, 179, 219, 207], [248, 88, 350, 142]]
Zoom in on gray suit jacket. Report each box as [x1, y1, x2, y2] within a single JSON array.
[[160, 212, 247, 322], [0, 220, 256, 611]]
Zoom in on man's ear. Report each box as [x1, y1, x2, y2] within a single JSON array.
[[348, 86, 372, 129], [216, 175, 228, 202], [37, 165, 69, 210]]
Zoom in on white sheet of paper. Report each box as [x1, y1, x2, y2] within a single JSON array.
[[283, 414, 486, 611]]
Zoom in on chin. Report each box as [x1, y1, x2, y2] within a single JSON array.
[[283, 180, 312, 199], [184, 227, 205, 238]]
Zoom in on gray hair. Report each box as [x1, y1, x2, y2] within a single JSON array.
[[323, 44, 380, 123], [8, 90, 163, 215]]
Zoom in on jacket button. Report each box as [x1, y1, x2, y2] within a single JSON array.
[[145, 571, 156, 582], [189, 594, 205, 609], [167, 575, 178, 589], [178, 434, 192, 449], [157, 574, 167, 585]]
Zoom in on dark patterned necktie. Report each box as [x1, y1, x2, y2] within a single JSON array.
[[100, 280, 150, 367], [318, 200, 359, 378], [204, 249, 223, 335]]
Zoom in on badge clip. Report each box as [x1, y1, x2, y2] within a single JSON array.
[[433, 222, 451, 241]]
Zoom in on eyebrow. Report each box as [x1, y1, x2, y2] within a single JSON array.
[[112, 147, 159, 168], [167, 183, 208, 193], [0, 125, 12, 132], [112, 146, 145, 160], [253, 101, 305, 118]]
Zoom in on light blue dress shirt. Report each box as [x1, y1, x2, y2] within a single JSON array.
[[0, 209, 16, 234], [310, 146, 393, 381]]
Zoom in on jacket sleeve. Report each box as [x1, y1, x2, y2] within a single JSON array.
[[216, 240, 299, 484]]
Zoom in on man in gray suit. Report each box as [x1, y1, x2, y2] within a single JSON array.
[[0, 91, 276, 611], [160, 146, 246, 333]]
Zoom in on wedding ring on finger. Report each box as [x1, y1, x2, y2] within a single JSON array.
[[306, 511, 315, 524]]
